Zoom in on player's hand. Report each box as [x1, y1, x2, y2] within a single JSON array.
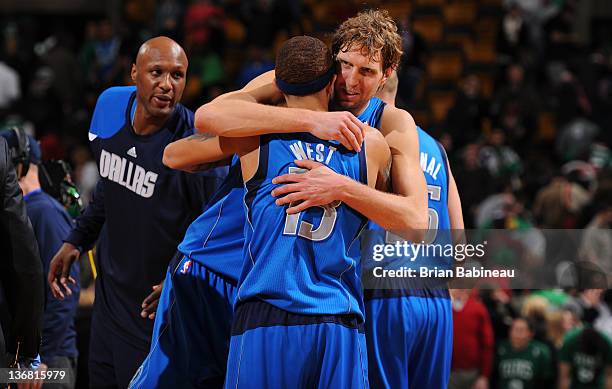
[[271, 159, 350, 214], [309, 111, 367, 152], [141, 281, 164, 320], [48, 243, 80, 300]]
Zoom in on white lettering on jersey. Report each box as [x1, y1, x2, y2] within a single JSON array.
[[420, 152, 441, 180], [315, 143, 325, 162], [289, 141, 308, 160], [325, 146, 336, 164], [98, 149, 158, 198], [99, 150, 111, 177], [289, 141, 337, 165]]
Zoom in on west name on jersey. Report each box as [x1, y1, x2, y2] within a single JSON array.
[[289, 141, 337, 164], [99, 149, 158, 198], [420, 151, 442, 180]]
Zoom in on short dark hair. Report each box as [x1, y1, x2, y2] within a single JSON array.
[[275, 36, 333, 87], [514, 316, 536, 333]]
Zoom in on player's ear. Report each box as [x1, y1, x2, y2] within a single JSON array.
[[379, 67, 393, 88], [377, 67, 393, 93], [130, 64, 137, 84]]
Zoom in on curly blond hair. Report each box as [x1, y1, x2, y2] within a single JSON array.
[[332, 9, 403, 73]]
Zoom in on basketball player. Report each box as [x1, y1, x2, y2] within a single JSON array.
[[128, 159, 243, 388], [162, 35, 391, 388], [47, 37, 224, 388], [133, 10, 429, 388], [196, 10, 429, 241], [362, 71, 465, 389], [130, 16, 407, 386]]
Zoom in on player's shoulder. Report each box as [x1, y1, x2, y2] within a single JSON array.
[[364, 125, 390, 160], [364, 125, 386, 146], [90, 86, 137, 139], [380, 104, 417, 134], [95, 86, 137, 110]]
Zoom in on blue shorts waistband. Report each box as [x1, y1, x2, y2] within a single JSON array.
[[232, 300, 365, 336]]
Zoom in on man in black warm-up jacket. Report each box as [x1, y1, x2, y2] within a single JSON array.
[[0, 136, 44, 368]]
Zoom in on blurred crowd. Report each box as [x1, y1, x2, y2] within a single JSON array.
[[0, 0, 611, 388]]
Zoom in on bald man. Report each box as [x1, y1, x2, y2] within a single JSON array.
[[48, 36, 225, 388]]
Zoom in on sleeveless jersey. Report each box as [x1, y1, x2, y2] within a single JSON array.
[[364, 126, 452, 298], [236, 132, 368, 318], [178, 98, 387, 285], [177, 158, 245, 284], [417, 126, 450, 232]]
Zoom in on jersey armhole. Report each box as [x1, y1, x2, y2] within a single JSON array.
[[359, 140, 368, 186], [436, 141, 450, 205]]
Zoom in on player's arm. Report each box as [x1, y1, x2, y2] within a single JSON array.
[[364, 128, 391, 191], [377, 106, 429, 239], [273, 108, 429, 239], [271, 125, 425, 239], [49, 179, 106, 299], [164, 134, 257, 171], [63, 179, 106, 251], [194, 71, 367, 151], [163, 133, 233, 172]]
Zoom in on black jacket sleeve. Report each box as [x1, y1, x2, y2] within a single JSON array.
[[64, 178, 106, 251], [0, 138, 44, 359]]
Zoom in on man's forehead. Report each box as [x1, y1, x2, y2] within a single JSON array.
[[337, 44, 382, 70], [137, 44, 187, 66]]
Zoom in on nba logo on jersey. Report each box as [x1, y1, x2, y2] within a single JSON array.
[[180, 259, 192, 275]]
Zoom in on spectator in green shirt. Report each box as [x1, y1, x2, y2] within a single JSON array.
[[559, 308, 612, 389], [493, 317, 555, 389]]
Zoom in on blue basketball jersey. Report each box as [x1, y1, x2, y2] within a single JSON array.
[[177, 158, 245, 283], [236, 133, 368, 317], [364, 127, 452, 298], [417, 126, 450, 232], [364, 129, 454, 389], [358, 97, 386, 129], [177, 98, 387, 286], [368, 126, 450, 240]]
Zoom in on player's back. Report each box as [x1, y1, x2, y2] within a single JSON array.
[[236, 133, 368, 318], [364, 126, 452, 298], [417, 126, 450, 233], [363, 127, 454, 389]]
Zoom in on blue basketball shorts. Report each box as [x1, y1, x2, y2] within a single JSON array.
[[224, 300, 369, 389], [129, 255, 237, 389], [365, 293, 452, 389]]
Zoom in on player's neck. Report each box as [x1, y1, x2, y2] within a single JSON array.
[[331, 99, 369, 117], [284, 95, 328, 112], [132, 105, 168, 136]]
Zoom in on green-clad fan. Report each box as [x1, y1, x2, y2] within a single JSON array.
[[559, 307, 612, 389], [493, 317, 554, 389]]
